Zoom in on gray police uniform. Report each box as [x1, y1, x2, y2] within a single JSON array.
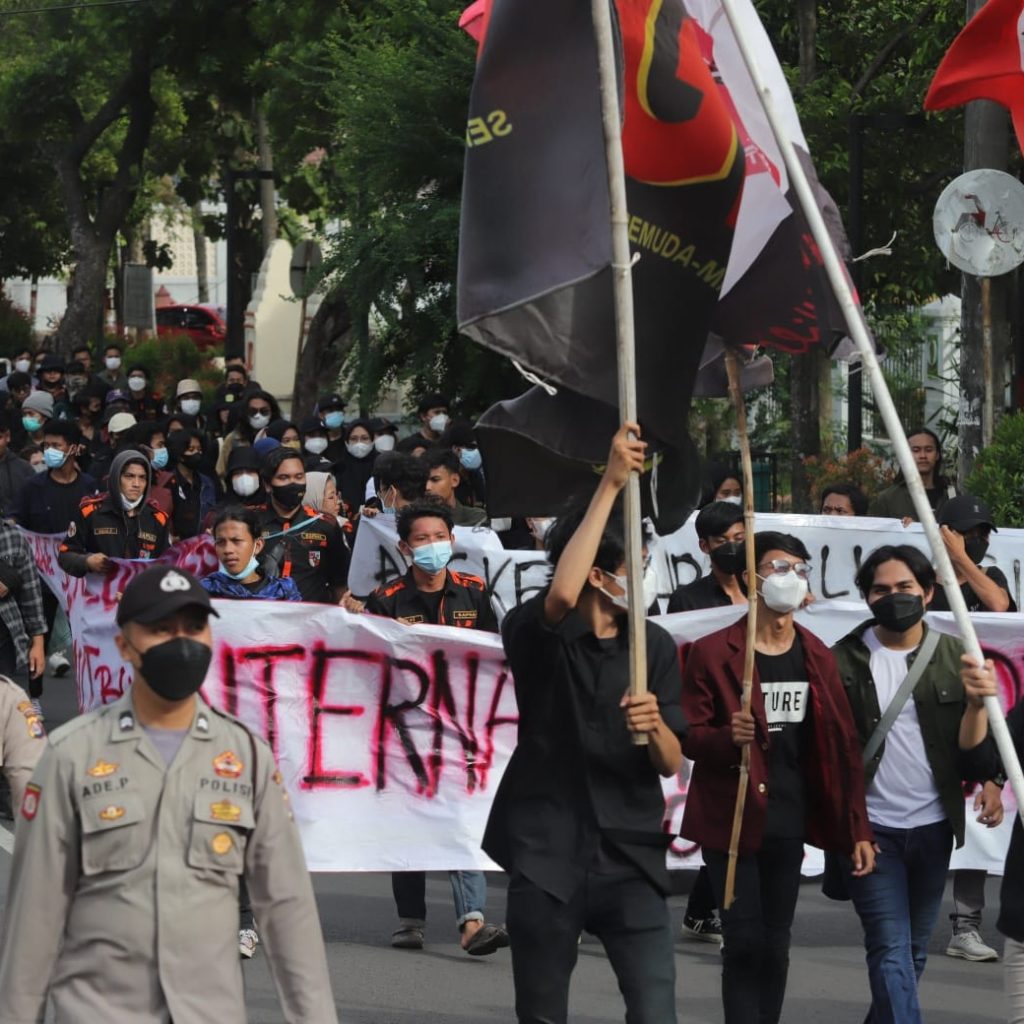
[[0, 691, 338, 1024], [0, 676, 45, 810]]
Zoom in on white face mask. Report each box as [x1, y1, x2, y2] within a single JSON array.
[[180, 398, 201, 416], [121, 492, 144, 511], [601, 562, 659, 612], [248, 412, 270, 431], [347, 440, 373, 460], [758, 571, 808, 614], [232, 473, 260, 498], [14, 359, 30, 374], [128, 376, 146, 392], [304, 437, 328, 455], [374, 434, 396, 453], [105, 356, 122, 371], [527, 517, 553, 542], [721, 495, 742, 506], [428, 413, 449, 434]]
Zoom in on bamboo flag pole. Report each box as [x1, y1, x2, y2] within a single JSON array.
[[592, 0, 649, 742], [723, 347, 758, 909], [718, 0, 1024, 821]]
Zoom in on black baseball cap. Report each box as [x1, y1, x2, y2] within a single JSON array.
[[316, 393, 346, 412], [116, 565, 219, 626], [938, 495, 997, 533]]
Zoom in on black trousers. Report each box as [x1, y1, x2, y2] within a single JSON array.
[[506, 864, 677, 1024], [685, 864, 717, 919], [704, 836, 804, 1024], [28, 585, 59, 698]]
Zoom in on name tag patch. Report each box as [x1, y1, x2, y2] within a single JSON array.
[[760, 681, 809, 731]]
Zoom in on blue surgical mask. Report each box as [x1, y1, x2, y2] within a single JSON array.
[[43, 447, 67, 470], [221, 553, 259, 581], [459, 447, 482, 471], [411, 540, 453, 574], [151, 447, 169, 470], [324, 411, 344, 430], [22, 415, 41, 434]]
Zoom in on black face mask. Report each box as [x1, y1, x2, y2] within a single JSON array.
[[709, 541, 745, 575], [272, 482, 305, 510], [138, 637, 211, 701], [181, 452, 204, 470], [870, 593, 924, 633], [964, 537, 989, 565]]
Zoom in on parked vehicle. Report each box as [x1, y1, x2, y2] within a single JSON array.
[[155, 304, 226, 350]]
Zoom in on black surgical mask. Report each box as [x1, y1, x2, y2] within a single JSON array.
[[138, 637, 211, 701], [181, 452, 204, 470], [709, 541, 745, 575], [870, 593, 924, 634], [272, 482, 305, 510], [965, 537, 989, 565]]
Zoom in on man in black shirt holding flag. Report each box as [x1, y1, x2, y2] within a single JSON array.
[[485, 425, 686, 1024]]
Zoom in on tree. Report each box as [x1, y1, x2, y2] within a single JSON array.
[[0, 0, 275, 352]]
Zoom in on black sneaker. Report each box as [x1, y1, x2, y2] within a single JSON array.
[[681, 913, 723, 945]]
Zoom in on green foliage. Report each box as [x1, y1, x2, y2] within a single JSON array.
[[966, 414, 1024, 528], [803, 447, 895, 500], [122, 336, 222, 404], [0, 295, 35, 358]]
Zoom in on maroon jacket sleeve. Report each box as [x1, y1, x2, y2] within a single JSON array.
[[680, 636, 740, 771]]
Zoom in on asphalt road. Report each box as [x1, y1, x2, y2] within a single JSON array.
[[0, 670, 1006, 1023]]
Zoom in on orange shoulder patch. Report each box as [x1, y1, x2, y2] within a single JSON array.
[[382, 579, 407, 598], [449, 570, 485, 591]]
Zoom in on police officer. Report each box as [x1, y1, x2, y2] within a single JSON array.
[[259, 446, 349, 603], [0, 676, 47, 809], [0, 564, 338, 1023], [57, 449, 170, 576]]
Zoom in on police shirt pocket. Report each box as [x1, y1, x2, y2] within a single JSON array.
[[187, 791, 254, 874], [80, 793, 148, 876]]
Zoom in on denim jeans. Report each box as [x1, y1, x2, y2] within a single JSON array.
[[846, 819, 953, 1024], [391, 870, 486, 928]]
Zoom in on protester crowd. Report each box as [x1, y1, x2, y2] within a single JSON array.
[[0, 347, 1019, 1023]]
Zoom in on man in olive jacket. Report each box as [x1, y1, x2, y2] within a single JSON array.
[[832, 543, 997, 1024]]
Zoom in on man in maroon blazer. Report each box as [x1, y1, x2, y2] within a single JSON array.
[[680, 530, 874, 1024]]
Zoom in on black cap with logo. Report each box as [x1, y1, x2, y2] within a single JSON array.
[[938, 495, 997, 533], [116, 565, 219, 626]]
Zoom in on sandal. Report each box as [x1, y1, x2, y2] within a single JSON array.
[[463, 922, 510, 956]]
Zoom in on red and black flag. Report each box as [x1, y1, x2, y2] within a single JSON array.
[[457, 0, 858, 531], [458, 0, 743, 532], [924, 0, 1024, 151]]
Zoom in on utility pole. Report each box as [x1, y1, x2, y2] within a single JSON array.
[[959, 0, 1010, 482]]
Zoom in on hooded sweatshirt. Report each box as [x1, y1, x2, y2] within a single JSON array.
[[57, 450, 170, 576]]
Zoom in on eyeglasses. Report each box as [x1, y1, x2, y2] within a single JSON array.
[[757, 559, 812, 580]]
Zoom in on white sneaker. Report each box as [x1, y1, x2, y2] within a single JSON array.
[[239, 927, 259, 959], [48, 652, 71, 678], [946, 930, 998, 962]]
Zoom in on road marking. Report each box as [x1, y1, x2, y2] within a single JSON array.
[[0, 823, 13, 854]]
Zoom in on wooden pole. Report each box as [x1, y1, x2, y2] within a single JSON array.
[[723, 347, 758, 909], [591, 0, 648, 742], [718, 0, 1024, 823]]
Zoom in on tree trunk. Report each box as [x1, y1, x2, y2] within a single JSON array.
[[292, 289, 354, 421], [959, 1, 1009, 482], [255, 104, 277, 254], [193, 202, 210, 303], [789, 0, 820, 512], [51, 54, 156, 355]]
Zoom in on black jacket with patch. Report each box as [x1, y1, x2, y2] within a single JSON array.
[[365, 568, 497, 632]]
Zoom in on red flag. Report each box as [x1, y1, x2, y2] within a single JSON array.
[[924, 0, 1024, 149]]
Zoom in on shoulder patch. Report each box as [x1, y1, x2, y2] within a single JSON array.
[[449, 570, 485, 591], [151, 506, 169, 525], [381, 579, 407, 598]]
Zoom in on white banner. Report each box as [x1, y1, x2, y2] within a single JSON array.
[[25, 529, 1023, 874], [349, 511, 1024, 617]]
